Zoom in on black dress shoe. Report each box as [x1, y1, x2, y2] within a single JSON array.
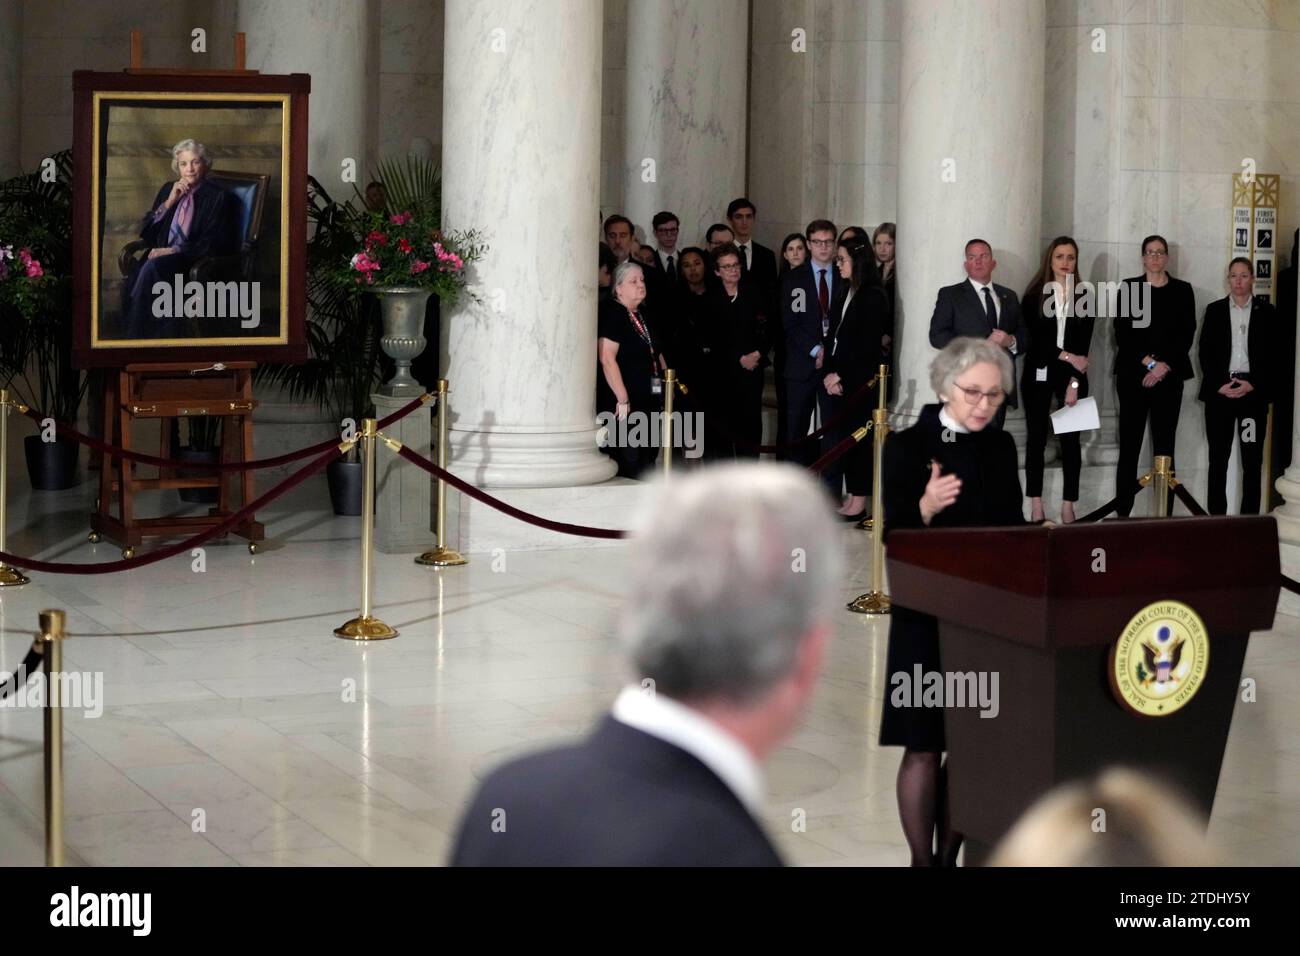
[[840, 510, 867, 523]]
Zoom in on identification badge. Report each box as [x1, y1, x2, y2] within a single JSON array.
[[651, 377, 663, 396], [1036, 367, 1048, 382]]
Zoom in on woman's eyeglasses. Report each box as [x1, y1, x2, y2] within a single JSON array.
[[953, 384, 1006, 407]]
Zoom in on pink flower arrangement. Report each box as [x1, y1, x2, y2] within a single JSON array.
[[0, 244, 44, 280], [389, 212, 412, 226], [410, 259, 430, 275], [338, 206, 482, 304], [20, 248, 43, 277]]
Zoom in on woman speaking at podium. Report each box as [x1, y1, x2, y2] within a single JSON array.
[[879, 337, 1026, 865]]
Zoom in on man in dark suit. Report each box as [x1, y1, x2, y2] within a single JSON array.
[[728, 198, 779, 309], [449, 464, 843, 866], [1199, 258, 1278, 514], [648, 210, 682, 283], [782, 219, 840, 467], [928, 238, 1028, 429], [1272, 229, 1298, 507]]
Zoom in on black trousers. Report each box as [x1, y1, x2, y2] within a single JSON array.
[[1115, 375, 1183, 516], [1204, 389, 1268, 515], [1023, 369, 1084, 501], [726, 368, 766, 460], [786, 373, 833, 468]]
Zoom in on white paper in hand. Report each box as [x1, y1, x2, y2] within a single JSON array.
[[1051, 396, 1100, 435]]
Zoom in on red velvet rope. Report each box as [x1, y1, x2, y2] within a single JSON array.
[[724, 374, 880, 454], [1171, 483, 1208, 516], [395, 445, 627, 539], [0, 446, 341, 574], [808, 431, 862, 474], [18, 393, 430, 472]]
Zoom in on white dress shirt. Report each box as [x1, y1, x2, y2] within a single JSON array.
[[1229, 297, 1252, 373], [657, 246, 678, 274], [938, 405, 970, 434], [968, 277, 1017, 353], [611, 685, 764, 814], [1053, 285, 1069, 349]]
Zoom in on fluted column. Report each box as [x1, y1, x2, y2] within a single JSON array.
[[236, 0, 373, 180], [441, 0, 615, 487], [622, 0, 749, 246], [0, 1, 20, 180], [893, 0, 1045, 428], [1273, 285, 1300, 538]]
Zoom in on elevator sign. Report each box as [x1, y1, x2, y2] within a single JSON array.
[[1231, 173, 1279, 301]]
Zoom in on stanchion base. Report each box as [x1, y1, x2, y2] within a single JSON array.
[[857, 516, 874, 533], [0, 565, 30, 588], [847, 591, 891, 615], [415, 547, 468, 567], [334, 616, 399, 641]]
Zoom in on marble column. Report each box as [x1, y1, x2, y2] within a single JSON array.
[[893, 0, 1045, 429], [0, 1, 20, 180], [1272, 274, 1300, 612], [236, 0, 373, 182], [441, 0, 616, 488], [622, 0, 749, 246]]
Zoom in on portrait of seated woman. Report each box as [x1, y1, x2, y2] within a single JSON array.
[[120, 138, 241, 340]]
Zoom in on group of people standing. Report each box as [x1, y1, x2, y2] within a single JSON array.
[[596, 199, 897, 526]]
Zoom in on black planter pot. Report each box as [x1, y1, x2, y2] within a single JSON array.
[[24, 435, 78, 491], [177, 448, 220, 504], [327, 459, 363, 516]]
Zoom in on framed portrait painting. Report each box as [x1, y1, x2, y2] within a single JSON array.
[[72, 71, 309, 366]]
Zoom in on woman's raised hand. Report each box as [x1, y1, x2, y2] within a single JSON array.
[[919, 460, 961, 524]]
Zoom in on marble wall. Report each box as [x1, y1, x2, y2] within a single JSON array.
[[1043, 0, 1300, 504], [377, 0, 444, 160], [749, 0, 901, 251]]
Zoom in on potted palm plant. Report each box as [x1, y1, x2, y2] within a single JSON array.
[[0, 151, 86, 491]]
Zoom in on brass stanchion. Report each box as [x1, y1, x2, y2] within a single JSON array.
[[335, 419, 398, 640], [859, 365, 889, 534], [40, 609, 65, 866], [849, 365, 892, 615], [0, 389, 31, 587], [416, 379, 467, 567], [1150, 454, 1173, 518], [662, 368, 676, 479]]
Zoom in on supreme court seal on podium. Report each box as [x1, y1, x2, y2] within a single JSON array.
[[1109, 600, 1210, 718]]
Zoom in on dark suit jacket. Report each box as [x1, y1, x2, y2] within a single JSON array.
[[740, 240, 779, 312], [929, 278, 1027, 406], [928, 278, 1028, 352], [140, 179, 241, 265], [1020, 288, 1095, 394], [1197, 296, 1278, 402], [449, 716, 782, 866], [781, 260, 842, 381], [825, 284, 888, 396], [1113, 275, 1196, 383]]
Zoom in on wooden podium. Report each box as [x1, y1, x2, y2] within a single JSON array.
[[91, 362, 264, 556], [885, 517, 1280, 865]]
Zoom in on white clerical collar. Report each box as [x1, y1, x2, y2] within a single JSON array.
[[611, 685, 764, 814], [938, 406, 970, 433]]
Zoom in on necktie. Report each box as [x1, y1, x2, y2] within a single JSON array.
[[741, 245, 750, 273], [665, 254, 675, 284], [982, 286, 996, 330], [818, 268, 829, 316]]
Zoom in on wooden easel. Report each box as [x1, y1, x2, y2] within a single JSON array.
[[91, 364, 264, 556], [89, 31, 265, 557]]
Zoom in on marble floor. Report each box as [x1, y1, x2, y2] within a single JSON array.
[[1, 467, 1298, 867]]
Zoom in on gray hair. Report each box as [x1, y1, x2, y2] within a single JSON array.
[[619, 463, 844, 703], [610, 260, 643, 303], [170, 139, 212, 173], [930, 336, 1014, 399]]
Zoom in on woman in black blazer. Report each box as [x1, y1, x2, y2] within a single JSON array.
[[873, 222, 898, 402], [881, 337, 1027, 866], [1020, 236, 1095, 523], [709, 243, 767, 459], [1198, 257, 1278, 514], [823, 238, 887, 519], [1113, 234, 1196, 516]]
